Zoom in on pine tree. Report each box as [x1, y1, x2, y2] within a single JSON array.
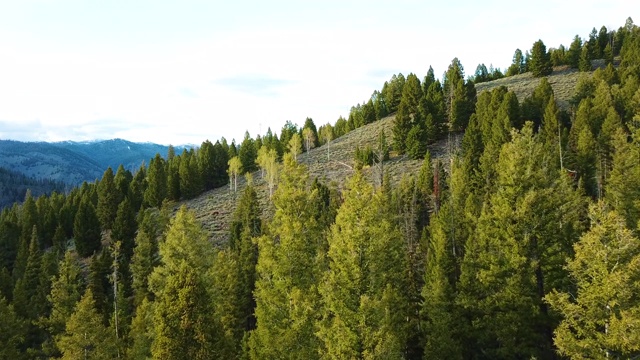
[[97, 167, 119, 230], [42, 251, 84, 358], [111, 197, 137, 260], [546, 204, 640, 359], [57, 289, 118, 360], [579, 43, 593, 72], [317, 172, 408, 359], [422, 202, 462, 360], [567, 35, 583, 68], [149, 206, 214, 297], [605, 127, 640, 230], [179, 149, 203, 199], [73, 196, 101, 258], [152, 262, 221, 359], [130, 226, 157, 308], [0, 296, 26, 360], [167, 155, 181, 201], [249, 154, 322, 359], [127, 298, 154, 360], [239, 132, 258, 173], [529, 39, 553, 77], [144, 154, 167, 208], [114, 164, 132, 201], [87, 248, 113, 323], [458, 123, 579, 358]]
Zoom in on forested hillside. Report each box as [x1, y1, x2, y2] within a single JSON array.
[[0, 139, 180, 186], [1, 17, 640, 359], [0, 167, 67, 208]]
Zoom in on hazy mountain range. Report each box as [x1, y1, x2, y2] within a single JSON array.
[[0, 138, 183, 186]]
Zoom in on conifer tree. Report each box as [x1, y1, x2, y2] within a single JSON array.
[[57, 289, 118, 360], [152, 262, 221, 359], [111, 197, 136, 261], [198, 140, 217, 191], [167, 155, 181, 201], [179, 149, 203, 199], [114, 164, 132, 201], [0, 296, 26, 360], [606, 128, 640, 229], [97, 167, 119, 230], [144, 154, 167, 208], [567, 35, 583, 68], [87, 248, 113, 325], [130, 226, 157, 308], [422, 202, 462, 360], [529, 39, 553, 77], [317, 172, 408, 359], [249, 154, 322, 359], [546, 204, 640, 359], [42, 251, 84, 358], [149, 206, 214, 296], [579, 43, 593, 72], [458, 123, 582, 358], [127, 298, 154, 360], [239, 132, 258, 173], [73, 196, 101, 258]]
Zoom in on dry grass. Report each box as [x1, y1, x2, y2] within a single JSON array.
[[475, 67, 584, 110]]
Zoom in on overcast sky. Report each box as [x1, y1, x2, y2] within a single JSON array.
[[0, 1, 634, 145]]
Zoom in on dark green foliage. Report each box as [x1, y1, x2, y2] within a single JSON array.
[[444, 58, 476, 131], [521, 78, 554, 130], [111, 197, 137, 259], [179, 149, 203, 199], [143, 154, 167, 208], [354, 145, 374, 170], [506, 48, 526, 76], [529, 39, 553, 77], [97, 167, 119, 230], [550, 45, 567, 66], [406, 125, 427, 160], [73, 196, 101, 258], [547, 204, 640, 358], [239, 132, 258, 173], [152, 263, 221, 359], [167, 155, 181, 201], [0, 296, 26, 360], [567, 35, 583, 68], [87, 249, 112, 321], [579, 43, 592, 72], [198, 140, 217, 190], [57, 289, 117, 359]]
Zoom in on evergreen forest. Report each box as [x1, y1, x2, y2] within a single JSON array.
[[1, 17, 640, 359]]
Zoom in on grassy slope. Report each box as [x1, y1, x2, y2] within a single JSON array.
[[184, 67, 584, 245], [475, 66, 582, 110]]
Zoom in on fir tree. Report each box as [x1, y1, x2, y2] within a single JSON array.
[[73, 196, 101, 258], [144, 154, 167, 208], [249, 154, 322, 359], [97, 167, 119, 230], [152, 262, 221, 359], [529, 39, 553, 77], [41, 251, 84, 358], [0, 296, 26, 360], [317, 172, 408, 359], [57, 289, 118, 360], [546, 204, 640, 359]]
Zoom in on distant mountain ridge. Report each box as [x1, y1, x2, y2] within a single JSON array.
[[0, 138, 184, 185]]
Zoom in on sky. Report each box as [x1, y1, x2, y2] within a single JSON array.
[[0, 1, 635, 145]]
